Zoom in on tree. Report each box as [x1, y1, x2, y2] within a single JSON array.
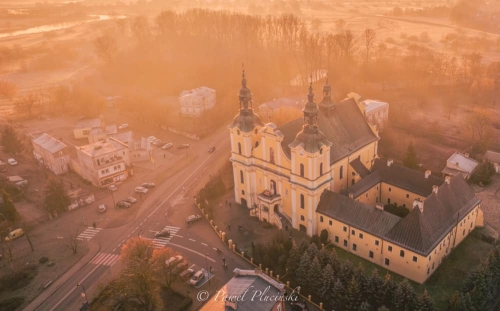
[[286, 241, 302, 279], [320, 263, 335, 302], [364, 28, 376, 62], [464, 109, 491, 142], [94, 33, 118, 64], [320, 229, 329, 245], [1, 126, 24, 155], [296, 251, 312, 292], [403, 142, 419, 169], [44, 178, 71, 216], [367, 269, 385, 309], [21, 221, 34, 253], [131, 16, 150, 43], [67, 228, 80, 255], [343, 276, 362, 311], [0, 191, 19, 223], [393, 279, 418, 311], [470, 162, 495, 186], [14, 93, 39, 117], [0, 81, 17, 101], [416, 290, 436, 311], [307, 257, 322, 295]]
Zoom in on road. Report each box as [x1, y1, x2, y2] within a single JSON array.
[[26, 126, 252, 311]]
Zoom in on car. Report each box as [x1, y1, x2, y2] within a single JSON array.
[[152, 139, 163, 146], [147, 136, 157, 142], [155, 229, 171, 238], [5, 228, 24, 241], [98, 204, 107, 213], [7, 158, 17, 166], [108, 184, 118, 192], [185, 214, 202, 224], [172, 261, 188, 275], [179, 268, 195, 279], [165, 255, 183, 267], [189, 269, 205, 286], [208, 146, 216, 153], [142, 182, 155, 189], [115, 201, 131, 209], [135, 187, 148, 194], [162, 143, 174, 150], [290, 300, 308, 311], [118, 124, 128, 130], [177, 144, 190, 149], [125, 197, 137, 204]]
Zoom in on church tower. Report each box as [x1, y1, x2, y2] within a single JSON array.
[[229, 70, 264, 208], [288, 81, 332, 235], [319, 74, 335, 116]]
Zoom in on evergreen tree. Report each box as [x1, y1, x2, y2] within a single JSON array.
[[44, 178, 71, 215], [308, 257, 322, 296], [378, 307, 391, 311], [338, 260, 355, 285], [320, 229, 329, 245], [332, 279, 345, 310], [1, 126, 24, 155], [470, 267, 491, 310], [343, 276, 362, 311], [416, 290, 436, 311], [286, 242, 302, 280], [319, 263, 335, 303], [403, 142, 419, 169], [295, 251, 312, 292], [0, 190, 19, 222], [367, 269, 385, 309], [393, 279, 418, 311], [382, 273, 397, 310], [359, 301, 371, 311], [306, 242, 320, 261]]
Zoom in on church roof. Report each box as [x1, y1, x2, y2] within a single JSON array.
[[350, 157, 370, 178], [228, 109, 264, 132], [278, 98, 378, 163]]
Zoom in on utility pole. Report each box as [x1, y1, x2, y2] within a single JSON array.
[[77, 283, 89, 311]]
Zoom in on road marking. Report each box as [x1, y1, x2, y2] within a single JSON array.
[[168, 242, 216, 262], [112, 247, 117, 252], [127, 234, 131, 237], [173, 234, 183, 238], [213, 247, 218, 250], [90, 253, 120, 266], [76, 228, 102, 241], [189, 238, 196, 242], [201, 243, 208, 246]]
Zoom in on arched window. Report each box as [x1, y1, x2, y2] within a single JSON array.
[[300, 163, 305, 177], [339, 165, 344, 179], [269, 148, 275, 164], [320, 216, 324, 223], [319, 148, 323, 155], [300, 194, 305, 209], [255, 141, 259, 148], [238, 142, 242, 155], [320, 163, 323, 176], [300, 215, 305, 221], [240, 170, 244, 184], [270, 180, 277, 195], [351, 179, 355, 186]]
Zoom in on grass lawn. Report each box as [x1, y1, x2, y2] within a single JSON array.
[[329, 234, 494, 310]]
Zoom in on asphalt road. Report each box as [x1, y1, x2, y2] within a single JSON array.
[[28, 127, 252, 311]]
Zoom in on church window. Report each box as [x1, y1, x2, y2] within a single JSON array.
[[300, 163, 304, 177], [320, 216, 324, 223], [242, 190, 245, 195], [320, 163, 323, 176], [329, 220, 333, 226], [339, 166, 344, 179], [400, 250, 405, 258], [375, 240, 380, 246], [269, 148, 275, 164], [389, 187, 392, 192], [238, 143, 242, 155], [359, 233, 364, 239], [237, 130, 240, 135], [255, 141, 259, 148], [369, 251, 374, 258], [413, 256, 418, 262], [300, 215, 305, 221], [319, 148, 323, 155], [240, 170, 244, 184], [385, 258, 390, 266], [388, 245, 393, 252], [300, 194, 305, 209]]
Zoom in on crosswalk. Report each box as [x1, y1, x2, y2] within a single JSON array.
[[147, 225, 180, 249], [90, 253, 120, 267], [76, 227, 102, 241]]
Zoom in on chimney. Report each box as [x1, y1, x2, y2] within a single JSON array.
[[348, 193, 354, 199], [432, 185, 439, 194], [425, 170, 431, 179], [387, 159, 393, 167], [375, 203, 384, 211], [445, 176, 451, 185], [464, 153, 469, 158], [413, 199, 424, 212]]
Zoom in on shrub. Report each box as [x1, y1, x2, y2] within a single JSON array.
[[178, 297, 192, 311], [0, 264, 37, 291], [0, 296, 24, 311], [39, 256, 49, 264]]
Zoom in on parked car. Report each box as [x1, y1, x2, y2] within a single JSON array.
[[108, 184, 118, 192], [147, 136, 157, 142], [172, 261, 188, 275], [189, 270, 205, 286], [7, 158, 17, 166], [177, 144, 190, 149], [118, 124, 128, 130], [152, 139, 163, 146], [142, 182, 155, 189], [208, 146, 216, 153], [98, 204, 107, 213], [155, 229, 170, 238], [162, 143, 174, 150], [290, 300, 308, 311], [179, 268, 195, 279], [5, 228, 24, 241], [185, 214, 202, 224], [135, 187, 148, 194], [165, 255, 183, 267], [125, 197, 137, 204], [115, 201, 131, 209]]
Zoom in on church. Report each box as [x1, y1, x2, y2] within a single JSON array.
[[228, 71, 483, 283]]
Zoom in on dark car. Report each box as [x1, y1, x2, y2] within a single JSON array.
[[155, 229, 170, 238], [208, 146, 216, 153], [142, 182, 156, 189], [290, 300, 308, 311], [115, 201, 131, 209]]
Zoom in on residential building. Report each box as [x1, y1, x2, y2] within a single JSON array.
[[31, 133, 70, 175], [199, 268, 286, 311], [73, 118, 102, 139], [179, 86, 216, 117], [360, 99, 389, 130], [107, 131, 152, 163], [484, 150, 500, 173], [442, 152, 478, 180], [88, 124, 118, 144], [74, 138, 130, 187], [228, 71, 484, 284]]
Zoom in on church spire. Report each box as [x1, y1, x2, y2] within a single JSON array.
[[238, 69, 252, 110], [302, 77, 319, 132], [323, 72, 332, 99]]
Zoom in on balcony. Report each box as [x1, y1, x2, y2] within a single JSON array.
[[258, 190, 281, 204]]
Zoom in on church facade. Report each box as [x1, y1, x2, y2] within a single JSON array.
[[228, 71, 483, 283]]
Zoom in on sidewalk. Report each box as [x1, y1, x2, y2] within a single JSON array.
[[23, 242, 101, 311]]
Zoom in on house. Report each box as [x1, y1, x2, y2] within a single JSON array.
[[74, 138, 130, 187], [88, 124, 118, 144], [107, 131, 152, 163], [442, 152, 479, 180], [199, 268, 286, 311], [179, 86, 216, 117], [360, 99, 389, 130], [484, 150, 500, 173], [73, 118, 102, 139], [31, 133, 70, 175]]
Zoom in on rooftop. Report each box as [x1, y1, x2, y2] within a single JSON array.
[[180, 86, 215, 98], [32, 133, 67, 154], [361, 99, 389, 114], [484, 150, 500, 163], [75, 118, 101, 129], [444, 152, 478, 174], [89, 124, 117, 136], [78, 139, 126, 157], [258, 97, 305, 111]]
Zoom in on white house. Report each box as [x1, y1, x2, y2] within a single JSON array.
[[442, 152, 478, 180], [360, 99, 389, 130], [179, 86, 216, 117], [484, 150, 500, 173]]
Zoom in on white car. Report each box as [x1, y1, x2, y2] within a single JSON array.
[[118, 124, 128, 130], [147, 136, 157, 142], [165, 255, 183, 267], [108, 184, 118, 192], [135, 186, 148, 194], [7, 158, 17, 166], [162, 143, 173, 150], [98, 204, 107, 213]]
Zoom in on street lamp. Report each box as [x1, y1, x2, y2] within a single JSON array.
[[205, 253, 211, 285], [77, 283, 89, 310]]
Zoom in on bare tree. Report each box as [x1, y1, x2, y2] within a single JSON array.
[[131, 16, 150, 43], [21, 220, 34, 253], [94, 33, 118, 63], [14, 93, 39, 117], [0, 81, 17, 101], [465, 109, 492, 142], [67, 229, 80, 255], [364, 28, 376, 62]]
